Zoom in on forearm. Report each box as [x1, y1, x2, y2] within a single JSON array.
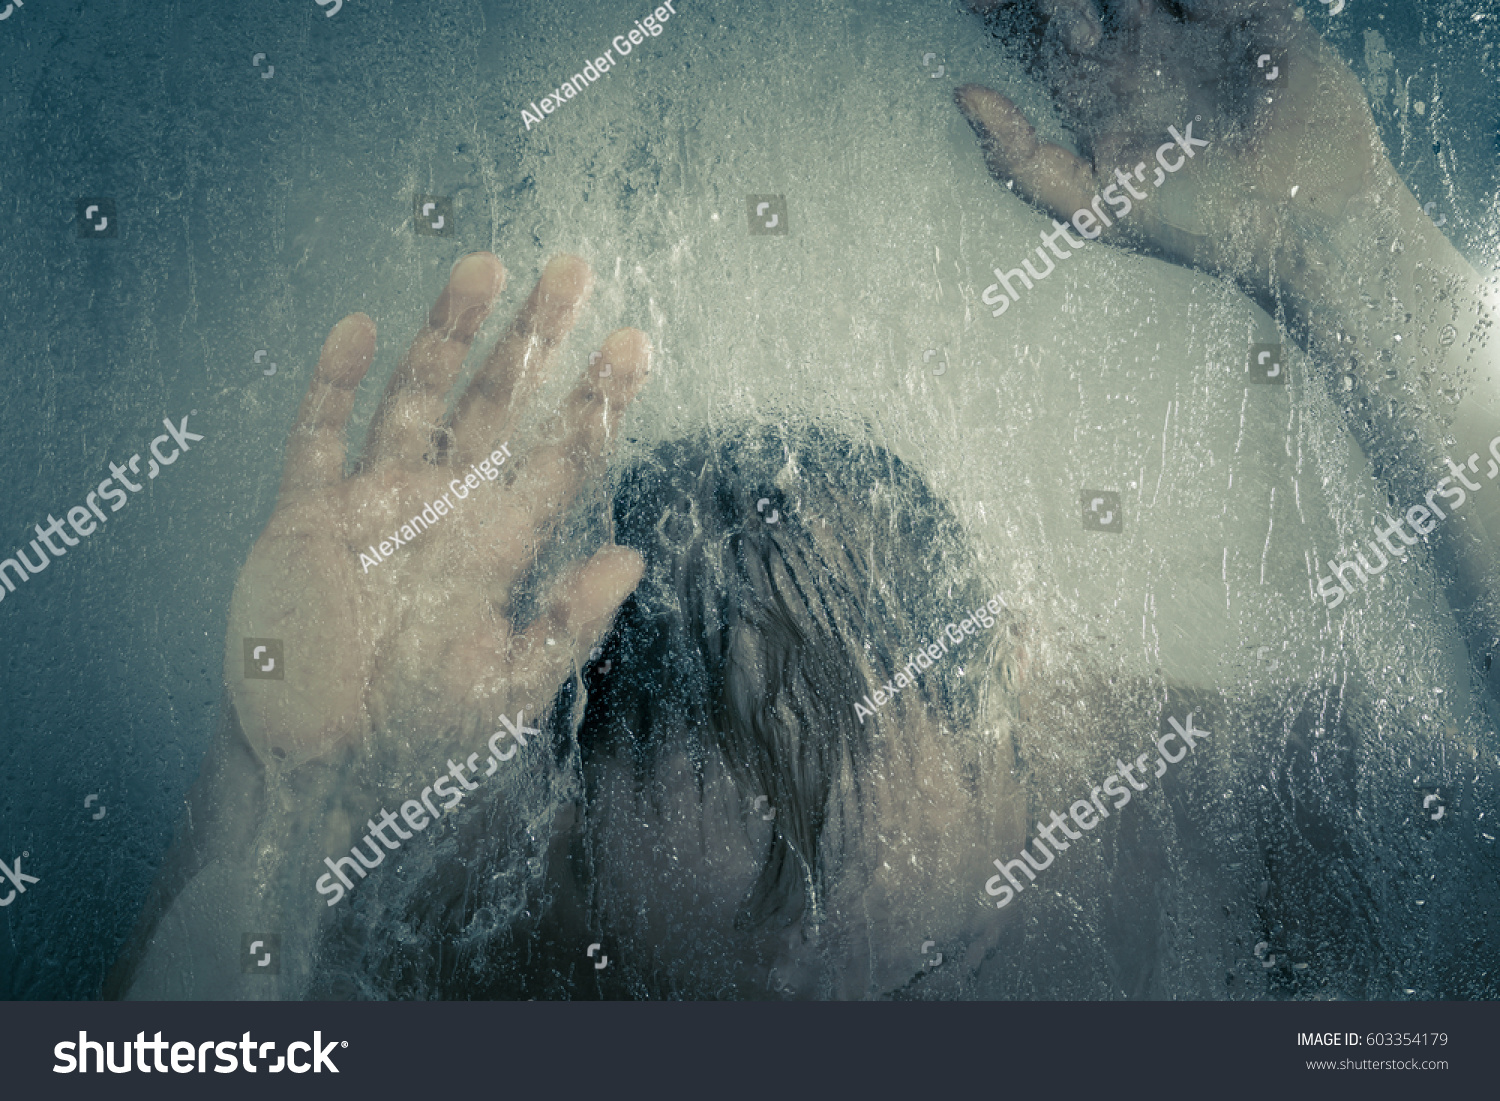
[[1285, 175, 1498, 464], [108, 700, 370, 1000], [1279, 176, 1500, 645]]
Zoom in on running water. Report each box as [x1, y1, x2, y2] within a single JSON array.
[[1, 0, 1498, 999]]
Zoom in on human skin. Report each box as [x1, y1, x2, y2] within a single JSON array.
[[955, 0, 1500, 690], [106, 253, 652, 998], [560, 541, 1036, 1001], [682, 0, 1500, 996], [110, 3, 1500, 1000]]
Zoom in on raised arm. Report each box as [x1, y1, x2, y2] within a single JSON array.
[[108, 252, 651, 998], [955, 0, 1500, 683]]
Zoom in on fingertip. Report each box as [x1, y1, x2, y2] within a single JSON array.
[[617, 543, 646, 575], [449, 251, 506, 299], [321, 313, 377, 385], [596, 328, 652, 393], [336, 311, 376, 340], [541, 253, 595, 301], [568, 544, 646, 637], [955, 84, 1027, 139], [432, 253, 506, 340], [599, 544, 646, 598], [954, 83, 1000, 113], [601, 326, 651, 363]]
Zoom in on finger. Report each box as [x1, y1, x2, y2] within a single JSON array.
[[276, 312, 376, 506], [499, 328, 651, 552], [955, 84, 1103, 220], [361, 251, 506, 470], [450, 254, 594, 459], [505, 545, 646, 702]]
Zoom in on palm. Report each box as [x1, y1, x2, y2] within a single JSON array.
[[228, 494, 370, 769], [960, 0, 1395, 294], [224, 253, 651, 774]]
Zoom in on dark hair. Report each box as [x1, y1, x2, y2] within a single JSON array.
[[578, 421, 998, 929]]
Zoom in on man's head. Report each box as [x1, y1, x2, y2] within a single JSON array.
[[574, 422, 1028, 996]]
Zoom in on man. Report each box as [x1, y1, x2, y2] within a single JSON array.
[[107, 0, 1500, 999]]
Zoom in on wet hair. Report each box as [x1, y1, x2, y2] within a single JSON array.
[[578, 421, 998, 929]]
